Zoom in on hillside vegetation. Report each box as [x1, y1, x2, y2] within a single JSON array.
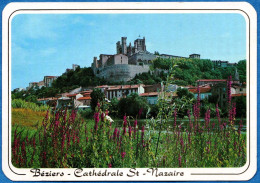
[[12, 58, 246, 101], [133, 58, 246, 86]]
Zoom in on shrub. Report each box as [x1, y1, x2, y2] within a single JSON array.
[[78, 108, 93, 119], [12, 99, 49, 112], [118, 93, 149, 118]]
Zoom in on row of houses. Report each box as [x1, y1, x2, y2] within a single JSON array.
[[38, 89, 92, 109], [36, 79, 246, 110], [16, 64, 80, 91]]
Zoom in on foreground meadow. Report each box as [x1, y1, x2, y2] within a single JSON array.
[[11, 103, 246, 168]]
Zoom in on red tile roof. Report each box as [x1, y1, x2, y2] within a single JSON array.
[[189, 88, 211, 93], [231, 93, 246, 97], [45, 76, 57, 78], [139, 92, 159, 97], [107, 85, 141, 91], [67, 94, 78, 97], [77, 97, 91, 100]]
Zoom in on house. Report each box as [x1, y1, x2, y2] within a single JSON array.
[[196, 79, 227, 86], [28, 82, 39, 89], [37, 97, 57, 107], [105, 84, 145, 100], [188, 86, 212, 100], [56, 92, 70, 98], [140, 91, 177, 104], [44, 76, 58, 87], [144, 83, 162, 93], [140, 92, 159, 104], [56, 97, 73, 109], [67, 93, 84, 108], [77, 96, 92, 106], [231, 85, 246, 95], [38, 81, 45, 88], [212, 60, 237, 69], [13, 88, 25, 92]]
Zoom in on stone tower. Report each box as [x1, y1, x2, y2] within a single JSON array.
[[134, 37, 146, 53], [122, 37, 127, 55], [116, 41, 121, 54], [127, 43, 132, 56]]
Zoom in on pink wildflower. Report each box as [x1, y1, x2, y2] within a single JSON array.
[[121, 152, 126, 159]]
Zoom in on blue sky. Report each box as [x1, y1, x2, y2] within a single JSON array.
[[11, 13, 246, 90]]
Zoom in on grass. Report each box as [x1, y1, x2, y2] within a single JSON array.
[[12, 108, 46, 129]]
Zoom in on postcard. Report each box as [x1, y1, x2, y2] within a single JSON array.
[[1, 2, 257, 181]]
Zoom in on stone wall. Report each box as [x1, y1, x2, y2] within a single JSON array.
[[97, 64, 150, 82], [128, 51, 156, 65]]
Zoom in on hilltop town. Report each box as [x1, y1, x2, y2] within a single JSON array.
[[12, 36, 246, 116]]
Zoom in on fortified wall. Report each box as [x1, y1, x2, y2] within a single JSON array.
[[97, 64, 150, 83]]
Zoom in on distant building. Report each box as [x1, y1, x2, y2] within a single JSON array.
[[103, 84, 145, 100], [212, 60, 237, 69], [38, 81, 45, 88], [210, 83, 245, 108], [144, 83, 162, 93], [92, 36, 200, 82], [196, 79, 227, 86], [139, 92, 159, 104], [29, 82, 39, 89], [189, 54, 200, 59], [189, 86, 212, 100], [77, 96, 91, 106], [158, 54, 186, 59], [13, 88, 25, 92], [44, 76, 58, 87], [37, 97, 57, 107], [56, 97, 72, 109], [72, 64, 80, 71]]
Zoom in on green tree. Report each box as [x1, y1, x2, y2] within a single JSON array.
[[90, 88, 105, 111], [108, 97, 119, 117], [232, 96, 246, 117], [237, 60, 246, 83], [173, 88, 195, 118], [118, 93, 149, 118]]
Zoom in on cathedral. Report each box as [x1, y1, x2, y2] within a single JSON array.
[[91, 36, 200, 82]]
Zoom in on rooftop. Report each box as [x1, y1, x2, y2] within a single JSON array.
[[189, 87, 211, 94], [107, 84, 143, 91], [77, 97, 91, 100], [231, 93, 246, 97], [139, 92, 159, 97]]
